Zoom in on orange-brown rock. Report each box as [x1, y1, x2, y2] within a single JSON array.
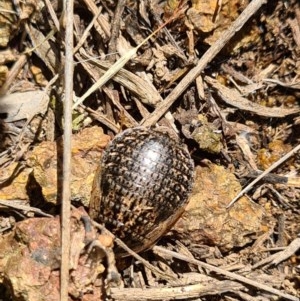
[[173, 163, 270, 252]]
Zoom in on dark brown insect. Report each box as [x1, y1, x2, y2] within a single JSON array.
[[90, 127, 194, 255]]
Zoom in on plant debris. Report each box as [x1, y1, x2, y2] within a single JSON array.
[[0, 0, 299, 300]]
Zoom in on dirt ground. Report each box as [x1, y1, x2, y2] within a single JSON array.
[[0, 0, 299, 300]]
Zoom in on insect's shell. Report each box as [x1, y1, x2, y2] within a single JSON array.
[[90, 127, 194, 255]]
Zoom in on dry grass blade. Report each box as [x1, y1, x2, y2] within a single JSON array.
[[77, 50, 162, 106], [72, 47, 143, 110], [72, 7, 186, 110]]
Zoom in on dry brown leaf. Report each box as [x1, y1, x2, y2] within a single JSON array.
[[26, 25, 59, 74], [0, 91, 49, 122], [205, 76, 300, 117]]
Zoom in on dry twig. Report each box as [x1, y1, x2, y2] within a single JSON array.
[[0, 199, 52, 217], [153, 246, 299, 301], [60, 0, 74, 299], [92, 220, 176, 282], [141, 0, 268, 127], [110, 280, 244, 301]]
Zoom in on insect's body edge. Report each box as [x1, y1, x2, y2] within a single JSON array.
[[90, 127, 194, 256]]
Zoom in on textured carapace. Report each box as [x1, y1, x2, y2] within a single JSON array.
[[90, 127, 194, 255]]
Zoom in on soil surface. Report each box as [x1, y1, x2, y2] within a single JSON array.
[[0, 1, 299, 300]]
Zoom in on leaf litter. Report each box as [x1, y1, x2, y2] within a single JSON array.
[[0, 0, 299, 300]]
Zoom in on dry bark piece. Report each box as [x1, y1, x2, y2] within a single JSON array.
[[90, 127, 194, 255], [110, 280, 244, 301], [27, 126, 110, 205], [173, 163, 270, 252], [0, 207, 108, 301]]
